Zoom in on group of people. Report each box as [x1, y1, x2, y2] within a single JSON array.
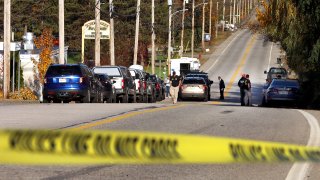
[[238, 74, 252, 106], [164, 72, 252, 106]]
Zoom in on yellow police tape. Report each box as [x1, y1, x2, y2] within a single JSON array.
[[0, 129, 320, 165]]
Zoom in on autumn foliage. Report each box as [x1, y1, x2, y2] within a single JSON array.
[[33, 28, 54, 84], [9, 88, 38, 100], [255, 0, 272, 29]]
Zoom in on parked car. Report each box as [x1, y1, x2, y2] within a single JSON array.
[[43, 63, 100, 103], [159, 78, 166, 101], [129, 68, 146, 103], [262, 79, 300, 106], [93, 73, 116, 103], [92, 66, 136, 103], [185, 71, 213, 100], [148, 74, 164, 101], [264, 67, 288, 82], [179, 77, 209, 101], [145, 73, 157, 103]]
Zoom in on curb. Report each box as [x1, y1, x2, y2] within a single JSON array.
[[0, 99, 40, 104]]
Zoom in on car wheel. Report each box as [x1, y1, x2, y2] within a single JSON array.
[[112, 94, 117, 103], [156, 93, 162, 101], [53, 99, 61, 103], [152, 92, 157, 103], [42, 98, 50, 103], [122, 91, 129, 103], [131, 91, 137, 103], [82, 90, 91, 103], [144, 94, 148, 103], [107, 94, 113, 103], [203, 96, 208, 102], [262, 96, 271, 107]]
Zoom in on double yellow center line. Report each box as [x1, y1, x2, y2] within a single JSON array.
[[213, 35, 257, 104], [72, 34, 257, 129], [71, 104, 186, 130]]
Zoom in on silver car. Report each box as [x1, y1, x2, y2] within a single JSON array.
[[179, 77, 209, 102]]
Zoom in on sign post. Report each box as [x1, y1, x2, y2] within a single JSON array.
[[81, 20, 110, 63]]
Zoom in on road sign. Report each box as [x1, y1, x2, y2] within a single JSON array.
[[82, 20, 110, 40], [81, 20, 110, 62]]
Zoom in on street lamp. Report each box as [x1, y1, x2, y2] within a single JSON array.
[[192, 1, 208, 58], [180, 0, 189, 57], [167, 3, 189, 76]]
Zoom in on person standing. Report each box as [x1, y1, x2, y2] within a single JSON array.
[[165, 77, 170, 98], [218, 76, 225, 100], [170, 71, 181, 104], [238, 74, 246, 106], [244, 74, 252, 106]]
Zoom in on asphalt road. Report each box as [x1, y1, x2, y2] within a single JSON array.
[[1, 29, 320, 180]]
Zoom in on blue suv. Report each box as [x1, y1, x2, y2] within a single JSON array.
[[43, 64, 100, 103]]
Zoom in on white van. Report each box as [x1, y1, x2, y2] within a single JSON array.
[[170, 57, 201, 76]]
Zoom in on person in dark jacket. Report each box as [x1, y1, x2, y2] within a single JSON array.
[[218, 76, 225, 100], [238, 74, 246, 106]]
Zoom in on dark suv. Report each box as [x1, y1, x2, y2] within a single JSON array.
[[93, 66, 136, 103], [43, 64, 100, 103]]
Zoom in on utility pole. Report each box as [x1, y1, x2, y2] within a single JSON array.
[[229, 0, 232, 25], [151, 0, 155, 74], [209, 0, 212, 36], [248, 0, 250, 15], [133, 0, 141, 65], [180, 0, 186, 57], [244, 0, 247, 17], [3, 0, 11, 98], [222, 0, 225, 32], [191, 0, 195, 58], [238, 0, 240, 24], [215, 2, 218, 38], [110, 0, 115, 65], [233, 0, 236, 24], [240, 0, 244, 19], [95, 0, 101, 66], [201, 0, 206, 52], [59, 0, 64, 64], [167, 1, 172, 75]]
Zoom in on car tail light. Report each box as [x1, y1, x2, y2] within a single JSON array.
[[79, 77, 84, 84], [138, 80, 141, 89], [202, 85, 207, 90], [156, 83, 160, 90], [143, 81, 147, 90], [121, 79, 125, 89]]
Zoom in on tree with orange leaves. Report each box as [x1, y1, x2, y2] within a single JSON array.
[[33, 28, 54, 84], [255, 0, 272, 29]]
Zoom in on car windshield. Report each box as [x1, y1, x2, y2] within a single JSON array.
[[183, 79, 205, 84], [149, 75, 157, 82], [93, 67, 121, 77], [46, 66, 81, 76], [186, 74, 208, 79], [270, 68, 287, 74]]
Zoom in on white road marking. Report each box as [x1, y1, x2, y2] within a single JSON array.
[[206, 30, 246, 72], [286, 110, 320, 180], [267, 42, 273, 71]]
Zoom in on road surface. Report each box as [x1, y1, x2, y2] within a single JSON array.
[[0, 29, 320, 180]]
